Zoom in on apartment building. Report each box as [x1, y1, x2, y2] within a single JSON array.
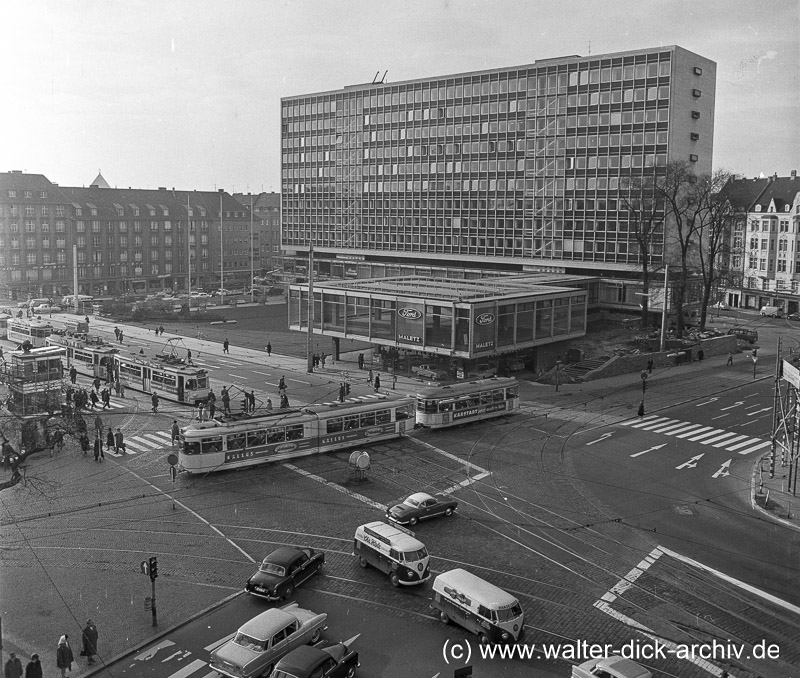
[[232, 191, 281, 275], [280, 45, 716, 281], [0, 171, 256, 301]]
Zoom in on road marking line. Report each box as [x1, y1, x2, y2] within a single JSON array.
[[726, 437, 764, 451], [629, 416, 670, 429], [440, 471, 491, 495], [685, 428, 725, 442], [736, 440, 771, 455], [647, 420, 687, 433], [675, 426, 711, 439], [713, 434, 748, 448], [142, 432, 170, 443], [284, 464, 387, 510], [699, 431, 740, 446], [410, 438, 489, 474], [620, 415, 660, 426], [164, 659, 207, 678], [664, 423, 704, 436], [227, 373, 248, 380], [252, 370, 271, 376]]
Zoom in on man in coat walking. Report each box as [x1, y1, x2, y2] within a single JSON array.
[[81, 619, 98, 664], [4, 653, 23, 678]]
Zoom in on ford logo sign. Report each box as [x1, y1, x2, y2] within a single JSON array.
[[398, 307, 422, 320], [475, 313, 495, 325]]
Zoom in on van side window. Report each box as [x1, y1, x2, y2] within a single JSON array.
[[478, 604, 493, 620], [389, 548, 399, 561]]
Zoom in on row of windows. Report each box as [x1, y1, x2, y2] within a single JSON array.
[[282, 58, 675, 118]]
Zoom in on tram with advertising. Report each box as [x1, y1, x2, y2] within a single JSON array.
[[414, 377, 519, 429], [178, 394, 414, 474], [46, 334, 118, 378], [113, 352, 210, 405], [6, 318, 52, 348]]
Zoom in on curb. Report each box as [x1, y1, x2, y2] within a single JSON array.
[[750, 451, 800, 532]]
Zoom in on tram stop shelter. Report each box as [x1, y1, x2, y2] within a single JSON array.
[[288, 274, 588, 367]]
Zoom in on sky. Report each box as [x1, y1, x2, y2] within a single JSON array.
[[1, 0, 798, 192]]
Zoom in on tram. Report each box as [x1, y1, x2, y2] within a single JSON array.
[[114, 352, 210, 405], [0, 313, 11, 339], [178, 394, 414, 474], [6, 318, 52, 348], [46, 335, 118, 378], [415, 377, 519, 429]]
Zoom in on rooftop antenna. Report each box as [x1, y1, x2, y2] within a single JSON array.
[[587, 41, 591, 55], [371, 71, 380, 84], [381, 70, 388, 83]]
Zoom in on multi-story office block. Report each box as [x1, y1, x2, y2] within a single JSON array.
[[0, 171, 256, 301], [281, 45, 716, 279]]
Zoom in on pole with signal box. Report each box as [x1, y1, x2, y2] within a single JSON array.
[[140, 556, 159, 626]]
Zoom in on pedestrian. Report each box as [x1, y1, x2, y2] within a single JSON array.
[[223, 338, 230, 354], [358, 353, 364, 370], [89, 390, 99, 409], [114, 327, 120, 341], [94, 414, 104, 438], [0, 346, 4, 363], [321, 352, 327, 367], [221, 387, 231, 415], [114, 428, 125, 454], [266, 342, 272, 356], [93, 434, 101, 462], [266, 397, 272, 411], [280, 394, 289, 408], [80, 433, 90, 456], [187, 348, 193, 365], [118, 329, 124, 343], [171, 419, 180, 444], [85, 315, 90, 325], [102, 388, 111, 410], [197, 401, 205, 421], [151, 391, 160, 413], [159, 324, 165, 336], [279, 375, 286, 391], [646, 357, 653, 374], [69, 366, 77, 384], [24, 654, 42, 678], [698, 349, 705, 361], [107, 427, 115, 453], [56, 635, 74, 678], [313, 353, 319, 368], [248, 390, 256, 412], [81, 620, 98, 665], [368, 368, 374, 385], [392, 373, 397, 390], [727, 351, 734, 366], [374, 373, 381, 391], [5, 652, 22, 678]]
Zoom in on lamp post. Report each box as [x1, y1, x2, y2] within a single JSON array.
[[249, 195, 255, 303], [218, 189, 225, 306]]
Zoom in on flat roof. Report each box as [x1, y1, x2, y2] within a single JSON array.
[[300, 274, 591, 303]]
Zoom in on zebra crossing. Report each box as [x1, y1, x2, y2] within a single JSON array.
[[621, 415, 771, 456], [106, 430, 173, 457]]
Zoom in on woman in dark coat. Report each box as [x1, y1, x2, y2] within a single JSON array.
[[107, 427, 115, 452], [81, 620, 98, 664], [24, 655, 42, 678], [56, 635, 73, 678]]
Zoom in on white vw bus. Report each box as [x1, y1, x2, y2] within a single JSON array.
[[353, 521, 430, 587], [431, 568, 524, 643]]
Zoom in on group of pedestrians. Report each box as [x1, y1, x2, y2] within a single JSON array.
[[195, 389, 218, 421], [311, 352, 327, 368], [113, 326, 124, 343], [5, 621, 99, 678], [153, 325, 165, 336]]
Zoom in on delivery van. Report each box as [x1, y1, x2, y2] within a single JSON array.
[[431, 568, 524, 644], [760, 305, 783, 318], [353, 521, 430, 587]]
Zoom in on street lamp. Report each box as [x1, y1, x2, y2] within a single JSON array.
[[219, 189, 225, 306], [555, 359, 562, 391]]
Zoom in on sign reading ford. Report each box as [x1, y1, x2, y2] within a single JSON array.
[[475, 312, 496, 325], [398, 307, 422, 320]]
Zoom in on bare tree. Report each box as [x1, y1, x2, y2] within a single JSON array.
[[619, 172, 668, 328]]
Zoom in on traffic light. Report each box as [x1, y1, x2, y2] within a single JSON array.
[[345, 383, 351, 395], [149, 556, 158, 580]]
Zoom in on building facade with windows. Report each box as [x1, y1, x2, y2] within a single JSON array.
[[722, 172, 800, 312], [232, 191, 281, 276], [0, 171, 257, 301], [280, 45, 716, 280]]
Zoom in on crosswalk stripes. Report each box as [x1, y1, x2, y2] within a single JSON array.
[[105, 430, 173, 457], [620, 416, 768, 455]]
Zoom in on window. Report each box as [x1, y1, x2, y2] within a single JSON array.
[[692, 89, 701, 98], [691, 110, 701, 119], [690, 132, 699, 141], [694, 66, 703, 75], [689, 154, 698, 162]]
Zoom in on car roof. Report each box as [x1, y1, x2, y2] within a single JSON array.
[[264, 547, 305, 567], [593, 657, 652, 678], [406, 492, 435, 503], [274, 645, 329, 672], [239, 608, 298, 639]]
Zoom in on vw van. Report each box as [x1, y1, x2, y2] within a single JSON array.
[[353, 521, 430, 587], [431, 568, 524, 644]]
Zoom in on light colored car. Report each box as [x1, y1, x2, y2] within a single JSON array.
[[571, 657, 652, 678], [32, 304, 61, 314], [710, 301, 730, 310], [209, 603, 328, 678], [412, 364, 449, 380], [191, 292, 212, 299]]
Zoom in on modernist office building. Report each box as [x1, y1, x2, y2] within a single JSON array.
[[280, 45, 716, 280]]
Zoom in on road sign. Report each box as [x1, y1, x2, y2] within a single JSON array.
[[140, 560, 150, 576]]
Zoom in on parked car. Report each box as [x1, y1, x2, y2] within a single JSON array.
[[245, 547, 325, 601], [209, 603, 327, 678], [727, 327, 758, 344], [507, 360, 526, 372], [386, 492, 458, 526], [787, 312, 800, 321], [710, 301, 730, 310], [571, 657, 652, 678], [470, 362, 498, 379], [32, 304, 61, 314], [412, 364, 449, 381], [271, 640, 359, 678]]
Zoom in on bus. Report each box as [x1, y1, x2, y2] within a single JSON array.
[[415, 377, 519, 429], [46, 335, 118, 378], [178, 394, 414, 474], [7, 318, 53, 348], [114, 353, 210, 405]]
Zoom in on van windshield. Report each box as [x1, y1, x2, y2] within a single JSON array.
[[495, 602, 523, 622], [401, 547, 428, 562]]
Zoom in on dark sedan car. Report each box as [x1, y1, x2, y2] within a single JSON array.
[[246, 547, 325, 601], [386, 492, 458, 526], [788, 312, 800, 321], [271, 640, 359, 678]]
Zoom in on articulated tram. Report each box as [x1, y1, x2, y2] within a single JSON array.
[[114, 353, 210, 405], [178, 394, 414, 474], [46, 335, 118, 378], [415, 377, 519, 429], [7, 318, 53, 348]]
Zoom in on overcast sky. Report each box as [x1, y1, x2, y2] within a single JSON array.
[[2, 0, 797, 192]]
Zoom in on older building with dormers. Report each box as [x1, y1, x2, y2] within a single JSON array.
[[0, 171, 257, 301]]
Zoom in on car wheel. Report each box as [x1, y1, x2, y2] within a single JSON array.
[[359, 556, 368, 568], [282, 583, 294, 600], [439, 610, 450, 624], [478, 633, 489, 645], [409, 516, 418, 526], [260, 664, 273, 678], [389, 571, 401, 587], [445, 507, 454, 516], [310, 628, 322, 644], [345, 667, 356, 678]]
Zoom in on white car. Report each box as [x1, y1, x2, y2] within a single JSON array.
[[191, 292, 212, 299], [572, 657, 652, 678], [32, 304, 61, 314], [710, 301, 730, 310], [412, 364, 449, 380]]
